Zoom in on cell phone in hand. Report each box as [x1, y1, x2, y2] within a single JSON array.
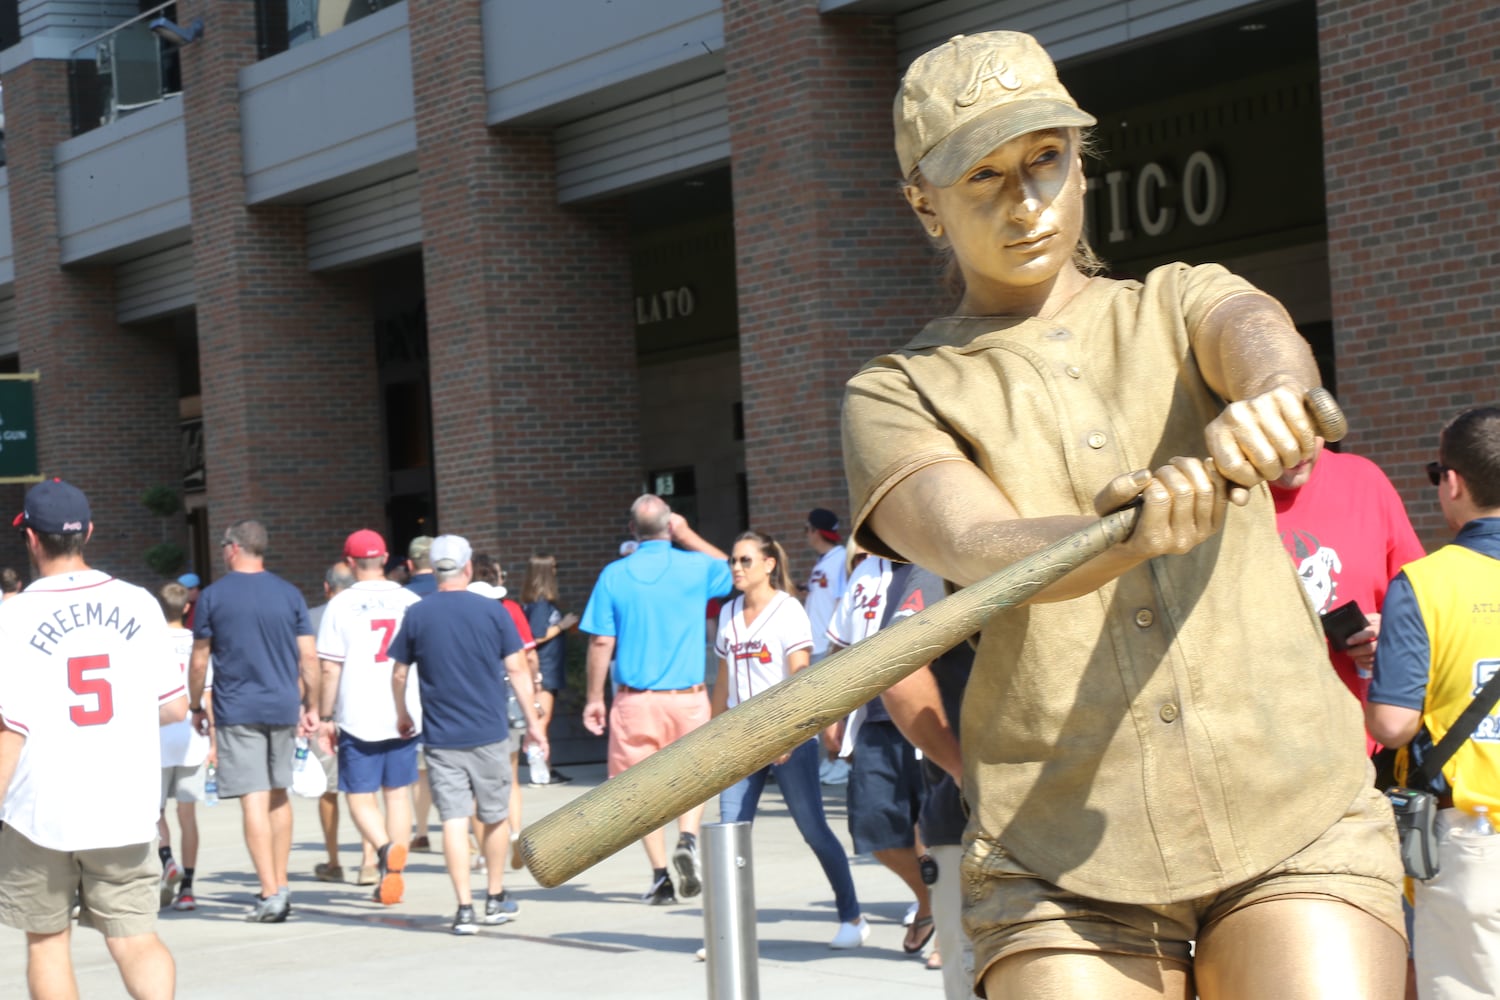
[[1321, 600, 1370, 652]]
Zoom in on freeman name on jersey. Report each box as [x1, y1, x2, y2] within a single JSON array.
[[28, 601, 142, 655]]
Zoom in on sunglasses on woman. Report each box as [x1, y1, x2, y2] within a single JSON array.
[[727, 555, 756, 568]]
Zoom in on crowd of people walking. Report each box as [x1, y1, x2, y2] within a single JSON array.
[[0, 434, 1496, 1000]]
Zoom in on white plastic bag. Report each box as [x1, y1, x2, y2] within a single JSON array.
[[290, 736, 327, 799]]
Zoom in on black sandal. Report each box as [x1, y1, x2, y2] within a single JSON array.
[[903, 914, 935, 954]]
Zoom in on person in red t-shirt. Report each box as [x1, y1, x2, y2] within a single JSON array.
[[1271, 439, 1425, 751]]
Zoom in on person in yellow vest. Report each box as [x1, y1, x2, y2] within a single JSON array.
[[1368, 405, 1500, 1000]]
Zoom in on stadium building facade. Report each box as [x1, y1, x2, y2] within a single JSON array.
[[0, 0, 1489, 600]]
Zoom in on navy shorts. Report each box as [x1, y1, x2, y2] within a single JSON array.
[[847, 720, 924, 854], [337, 732, 420, 794], [539, 656, 565, 694]]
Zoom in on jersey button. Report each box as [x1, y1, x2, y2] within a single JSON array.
[[1087, 431, 1107, 449], [1134, 608, 1155, 628], [1159, 703, 1179, 723], [1065, 365, 1082, 379]]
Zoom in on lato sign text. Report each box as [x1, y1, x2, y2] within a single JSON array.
[[635, 286, 696, 326]]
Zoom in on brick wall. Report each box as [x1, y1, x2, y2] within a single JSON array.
[[408, 0, 642, 609], [1319, 0, 1500, 547], [722, 0, 939, 579], [2, 56, 180, 585], [178, 0, 385, 596]]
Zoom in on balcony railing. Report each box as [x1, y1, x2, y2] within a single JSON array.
[[68, 2, 186, 137], [256, 0, 393, 59]]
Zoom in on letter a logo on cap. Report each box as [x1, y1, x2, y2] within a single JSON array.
[[956, 52, 1021, 108]]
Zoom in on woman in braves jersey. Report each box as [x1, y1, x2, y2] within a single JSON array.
[[711, 531, 868, 949]]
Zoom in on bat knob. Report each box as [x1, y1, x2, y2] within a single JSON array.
[[1305, 387, 1347, 444]]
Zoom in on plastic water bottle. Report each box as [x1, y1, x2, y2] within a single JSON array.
[[1472, 804, 1494, 836], [203, 763, 218, 807], [526, 743, 550, 785], [294, 737, 311, 771]]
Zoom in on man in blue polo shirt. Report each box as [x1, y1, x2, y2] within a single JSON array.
[[581, 494, 730, 905], [389, 534, 545, 936]]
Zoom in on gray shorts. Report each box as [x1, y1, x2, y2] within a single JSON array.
[[160, 764, 207, 807], [216, 724, 294, 798], [426, 742, 510, 824]]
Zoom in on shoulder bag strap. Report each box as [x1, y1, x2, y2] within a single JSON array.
[[1413, 665, 1500, 788]]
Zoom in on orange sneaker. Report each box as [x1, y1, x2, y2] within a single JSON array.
[[375, 843, 407, 905]]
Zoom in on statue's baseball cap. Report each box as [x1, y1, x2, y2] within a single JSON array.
[[13, 478, 91, 534], [894, 31, 1095, 187], [343, 529, 387, 560]]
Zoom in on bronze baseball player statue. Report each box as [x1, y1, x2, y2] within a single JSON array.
[[839, 30, 1406, 1000], [522, 29, 1407, 1000]]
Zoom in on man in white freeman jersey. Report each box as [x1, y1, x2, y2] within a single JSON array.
[[0, 478, 186, 998], [317, 529, 421, 906]]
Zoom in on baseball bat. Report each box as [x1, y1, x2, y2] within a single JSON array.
[[521, 388, 1345, 889]]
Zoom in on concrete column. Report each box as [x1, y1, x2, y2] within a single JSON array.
[[1318, 0, 1500, 545], [722, 0, 935, 560], [3, 53, 179, 580], [408, 0, 641, 606], [177, 0, 385, 594]]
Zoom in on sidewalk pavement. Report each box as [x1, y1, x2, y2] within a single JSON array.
[[0, 763, 949, 998]]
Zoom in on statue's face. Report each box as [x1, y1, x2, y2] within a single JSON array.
[[907, 128, 1085, 307]]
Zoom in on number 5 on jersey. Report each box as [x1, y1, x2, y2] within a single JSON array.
[[68, 654, 113, 726]]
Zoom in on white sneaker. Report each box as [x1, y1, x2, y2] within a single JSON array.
[[902, 901, 919, 927], [159, 859, 183, 909], [829, 916, 870, 950]]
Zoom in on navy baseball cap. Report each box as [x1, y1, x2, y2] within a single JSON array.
[[807, 507, 842, 543], [13, 478, 92, 534]]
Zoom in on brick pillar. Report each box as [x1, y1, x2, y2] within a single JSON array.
[[408, 0, 641, 608], [178, 0, 384, 595], [723, 1, 935, 568], [1319, 0, 1500, 546], [2, 55, 180, 582]]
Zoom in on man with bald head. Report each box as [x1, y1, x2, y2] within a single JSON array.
[[581, 494, 729, 905]]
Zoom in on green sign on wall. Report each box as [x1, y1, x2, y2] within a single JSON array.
[[0, 376, 41, 483]]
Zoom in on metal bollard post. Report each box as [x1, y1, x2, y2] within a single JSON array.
[[702, 821, 759, 1000]]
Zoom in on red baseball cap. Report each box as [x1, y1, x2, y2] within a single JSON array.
[[343, 529, 387, 560]]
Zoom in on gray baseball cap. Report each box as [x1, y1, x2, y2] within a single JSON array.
[[430, 534, 472, 571]]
